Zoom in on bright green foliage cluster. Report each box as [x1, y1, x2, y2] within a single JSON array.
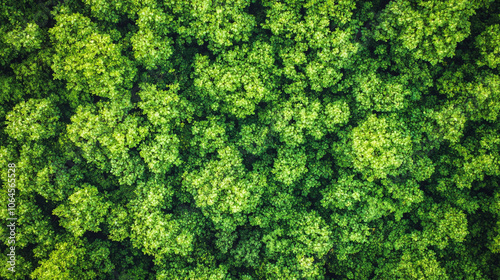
[[1, 0, 500, 279]]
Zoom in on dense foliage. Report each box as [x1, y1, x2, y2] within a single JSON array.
[[1, 0, 500, 279]]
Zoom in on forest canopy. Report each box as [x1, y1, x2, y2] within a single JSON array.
[[1, 0, 500, 279]]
